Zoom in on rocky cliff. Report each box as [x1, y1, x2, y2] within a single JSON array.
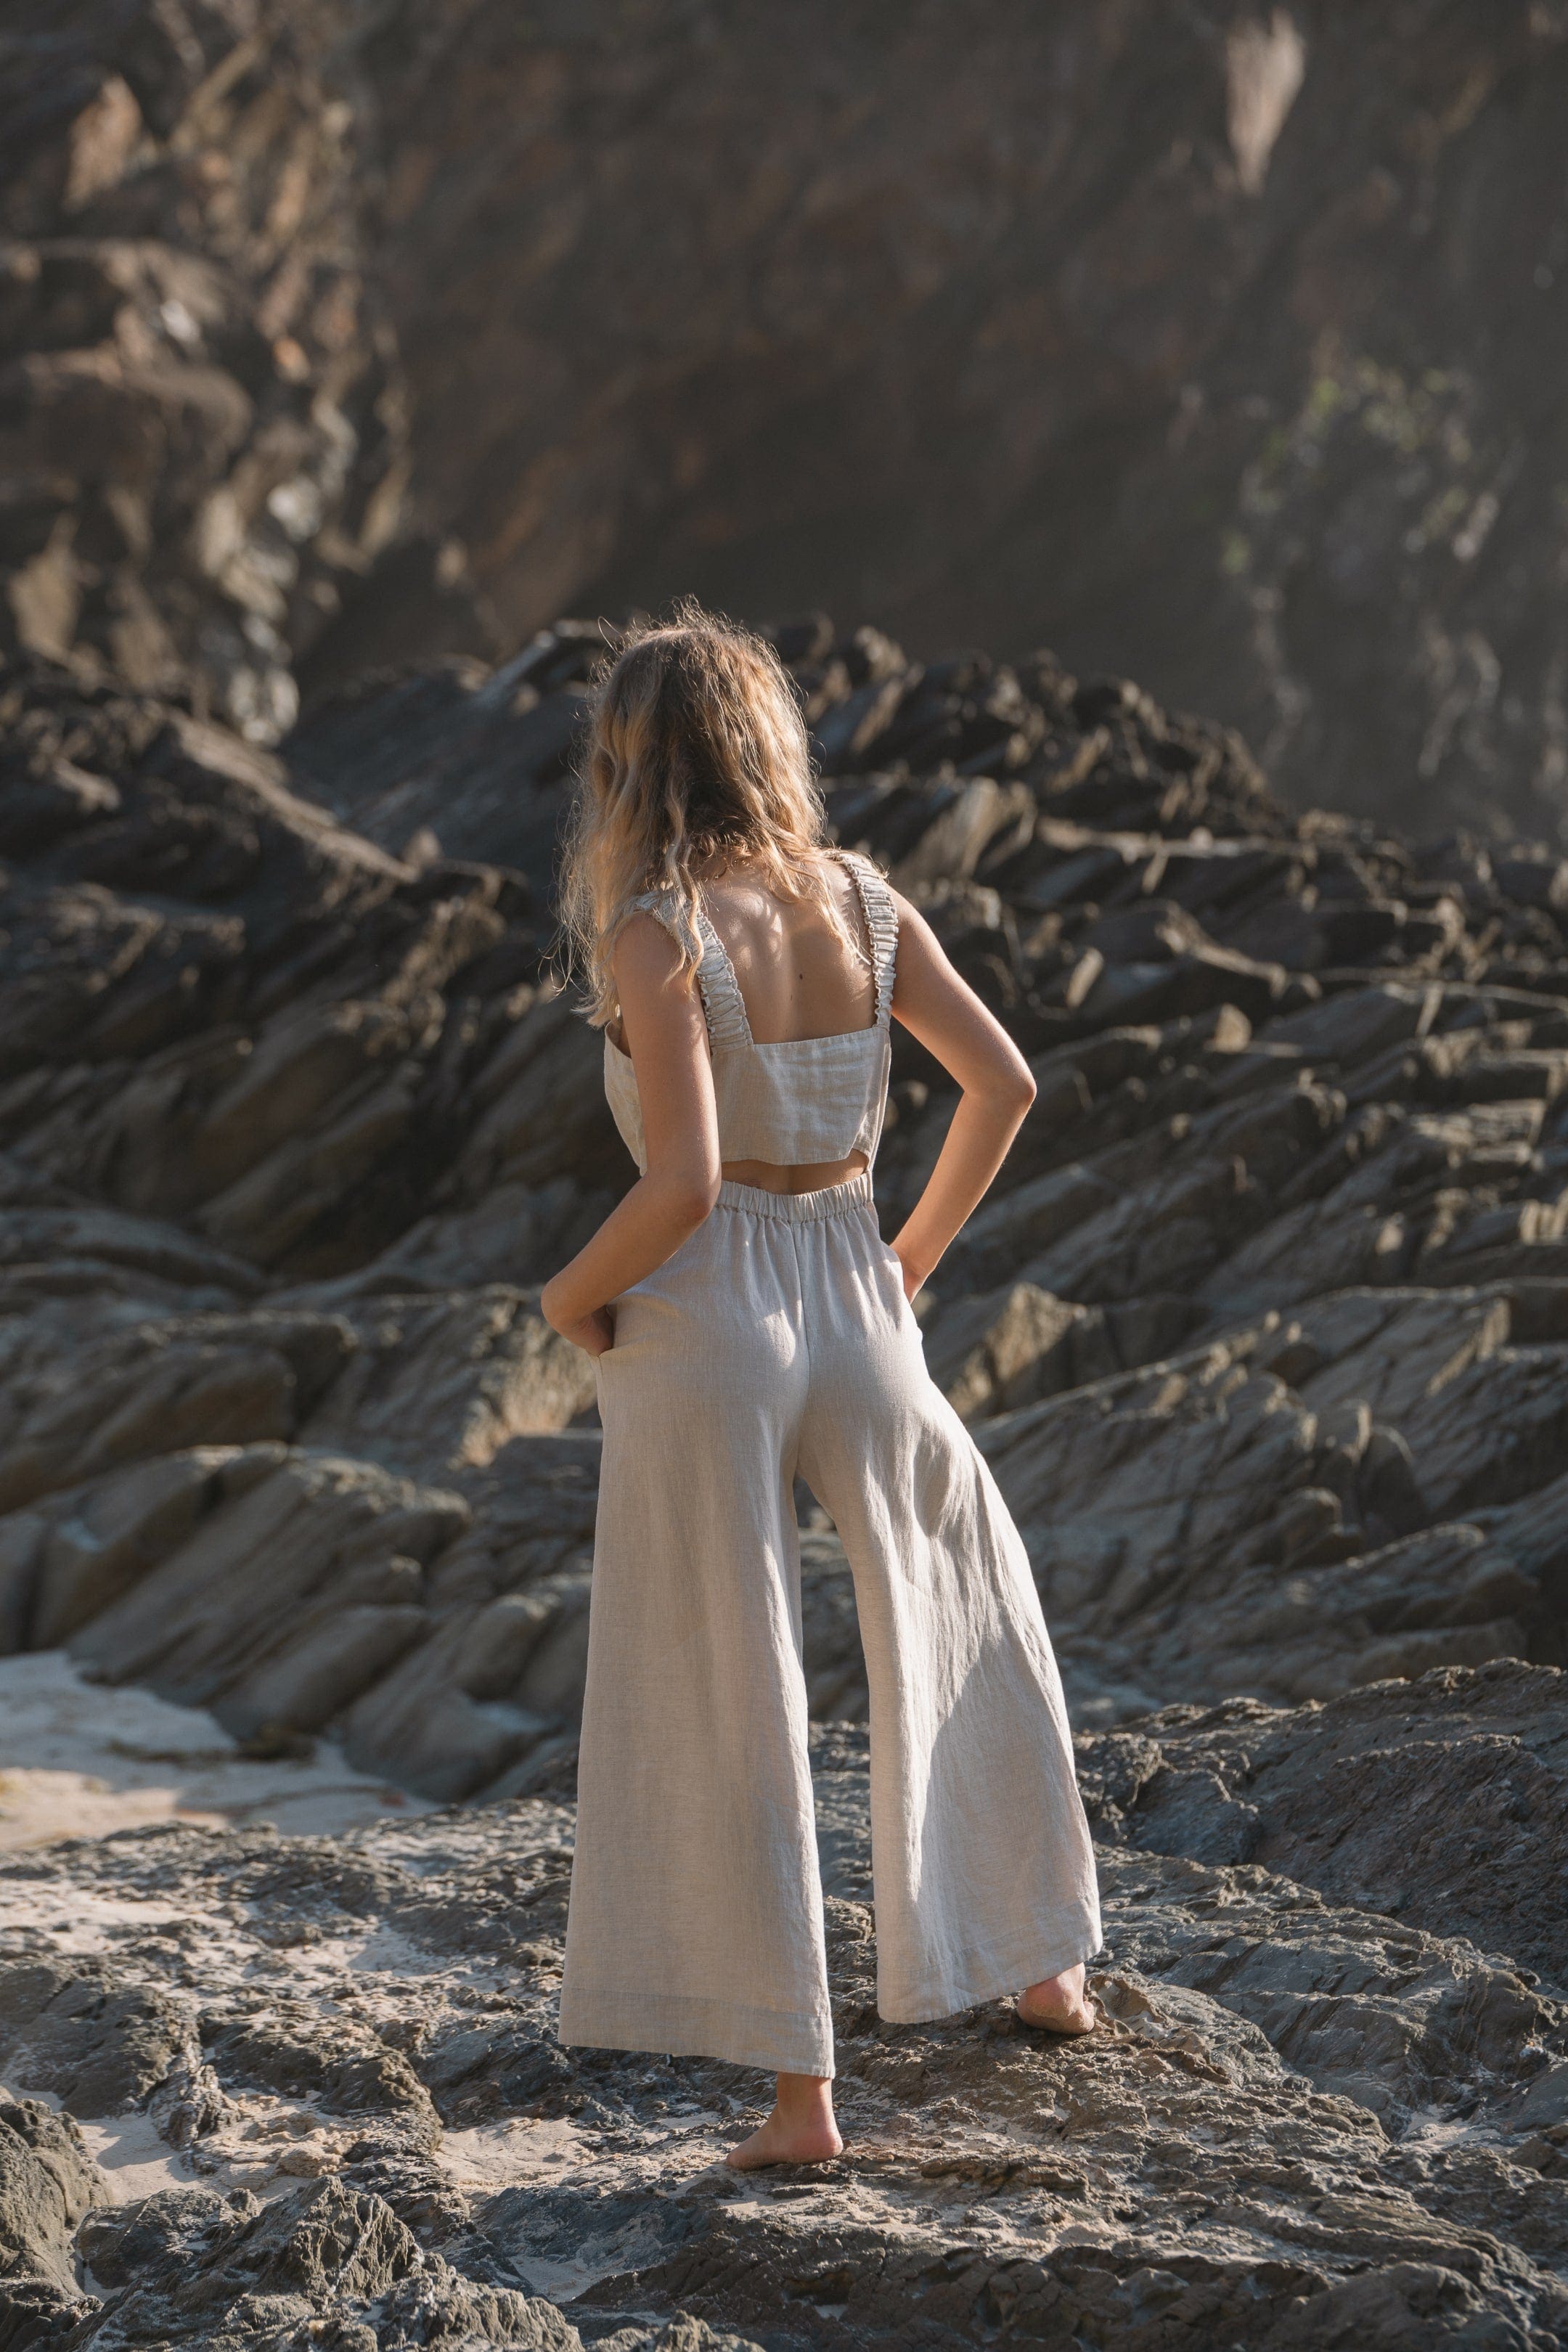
[[0, 0, 496, 747], [1, 615, 1567, 2341], [7, 1, 1568, 839]]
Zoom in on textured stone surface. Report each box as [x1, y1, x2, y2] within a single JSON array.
[[0, 1676, 1564, 2348], [1077, 1658, 1568, 1984], [0, 2093, 102, 2343]]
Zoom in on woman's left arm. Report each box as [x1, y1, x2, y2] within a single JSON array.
[[539, 912, 722, 1355], [883, 890, 1037, 1299]]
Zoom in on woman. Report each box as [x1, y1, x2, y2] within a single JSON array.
[[542, 605, 1101, 2170]]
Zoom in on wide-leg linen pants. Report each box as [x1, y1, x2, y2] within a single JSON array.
[[558, 1172, 1102, 2078]]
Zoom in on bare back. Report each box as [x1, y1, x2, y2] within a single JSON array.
[[605, 852, 886, 1196], [700, 859, 878, 1193]]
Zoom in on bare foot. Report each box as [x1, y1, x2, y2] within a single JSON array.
[[1016, 1963, 1096, 2037], [724, 2072, 843, 2170]]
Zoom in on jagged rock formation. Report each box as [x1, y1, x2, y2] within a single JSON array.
[[3, 613, 1568, 2339], [0, 2094, 103, 2345], [4, 617, 1568, 1784], [7, 2, 1568, 836]]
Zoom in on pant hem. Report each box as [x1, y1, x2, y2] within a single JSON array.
[[558, 1988, 836, 2080], [878, 1914, 1103, 2028]]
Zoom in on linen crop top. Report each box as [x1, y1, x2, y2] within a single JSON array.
[[603, 848, 899, 1174]]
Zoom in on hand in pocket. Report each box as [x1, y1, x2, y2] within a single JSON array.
[[565, 1304, 616, 1357]]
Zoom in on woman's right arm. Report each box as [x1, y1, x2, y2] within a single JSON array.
[[883, 891, 1037, 1301], [539, 914, 722, 1355]]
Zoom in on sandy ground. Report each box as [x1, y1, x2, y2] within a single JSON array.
[[1, 1845, 675, 2230], [0, 1651, 434, 1847]]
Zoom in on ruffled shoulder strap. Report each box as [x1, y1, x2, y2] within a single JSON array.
[[828, 848, 898, 1027], [625, 886, 752, 1051], [626, 886, 698, 952], [689, 906, 754, 1051]]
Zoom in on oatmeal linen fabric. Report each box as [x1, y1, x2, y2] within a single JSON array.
[[603, 846, 898, 1175], [558, 1173, 1103, 2078]]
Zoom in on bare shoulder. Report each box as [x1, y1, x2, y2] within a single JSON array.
[[611, 905, 696, 991], [886, 886, 939, 954], [881, 887, 995, 1012]]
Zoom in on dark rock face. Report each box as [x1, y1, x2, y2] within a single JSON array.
[[6, 4, 1568, 836], [0, 0, 495, 743], [353, 0, 1568, 843]]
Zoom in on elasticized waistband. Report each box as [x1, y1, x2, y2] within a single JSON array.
[[715, 1170, 875, 1222]]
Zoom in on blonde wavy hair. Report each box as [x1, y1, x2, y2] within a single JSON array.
[[558, 601, 864, 1029]]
